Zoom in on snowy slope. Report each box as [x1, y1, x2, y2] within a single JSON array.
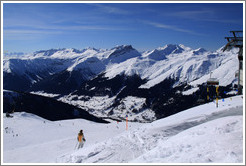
[[3, 45, 140, 75], [133, 116, 243, 163], [3, 45, 142, 92], [3, 95, 244, 163], [105, 44, 239, 89], [4, 44, 239, 92], [3, 112, 140, 163], [3, 48, 101, 90], [60, 95, 243, 163]]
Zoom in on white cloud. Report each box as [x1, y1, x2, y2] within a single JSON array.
[[4, 29, 62, 35], [142, 20, 205, 36], [87, 3, 131, 15], [167, 9, 241, 24]]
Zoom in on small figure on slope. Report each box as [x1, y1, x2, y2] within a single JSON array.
[[77, 130, 86, 149]]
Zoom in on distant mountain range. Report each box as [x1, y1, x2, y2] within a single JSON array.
[[3, 44, 239, 122]]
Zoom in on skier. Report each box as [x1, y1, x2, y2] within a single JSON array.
[[77, 130, 86, 149]]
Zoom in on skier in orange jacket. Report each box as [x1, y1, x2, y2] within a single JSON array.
[[77, 130, 86, 149]]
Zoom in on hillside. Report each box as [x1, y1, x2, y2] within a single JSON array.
[[3, 90, 108, 123]]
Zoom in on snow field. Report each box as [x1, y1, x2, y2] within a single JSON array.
[[3, 113, 140, 163], [59, 95, 244, 163], [133, 116, 243, 163], [2, 95, 244, 163]]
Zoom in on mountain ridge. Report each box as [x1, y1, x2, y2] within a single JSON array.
[[3, 44, 239, 122]]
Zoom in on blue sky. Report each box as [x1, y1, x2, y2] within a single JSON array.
[[3, 2, 244, 53]]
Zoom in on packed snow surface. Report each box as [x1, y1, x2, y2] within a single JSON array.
[[2, 95, 244, 164]]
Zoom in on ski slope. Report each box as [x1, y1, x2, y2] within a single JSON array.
[[2, 95, 244, 164]]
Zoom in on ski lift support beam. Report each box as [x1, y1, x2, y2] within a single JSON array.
[[224, 31, 243, 50]]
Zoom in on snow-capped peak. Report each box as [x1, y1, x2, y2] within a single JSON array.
[[109, 45, 135, 57], [84, 47, 101, 52], [193, 48, 207, 55], [112, 44, 133, 50], [142, 44, 185, 61], [3, 44, 239, 93], [178, 44, 192, 51], [106, 45, 141, 63], [157, 44, 185, 53], [33, 48, 65, 57]]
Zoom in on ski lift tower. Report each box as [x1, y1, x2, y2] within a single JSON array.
[[223, 31, 243, 95]]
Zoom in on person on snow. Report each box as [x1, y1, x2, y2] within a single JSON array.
[[77, 130, 86, 149]]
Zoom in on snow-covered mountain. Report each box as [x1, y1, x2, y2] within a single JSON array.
[[105, 44, 238, 88], [3, 45, 141, 93], [3, 95, 243, 163], [4, 44, 238, 91], [3, 44, 240, 122]]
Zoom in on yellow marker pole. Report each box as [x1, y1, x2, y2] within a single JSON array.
[[126, 115, 128, 130], [207, 87, 209, 101], [216, 86, 219, 108], [216, 98, 218, 108]]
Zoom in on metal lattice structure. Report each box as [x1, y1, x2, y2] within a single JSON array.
[[224, 31, 243, 49], [223, 31, 243, 95]]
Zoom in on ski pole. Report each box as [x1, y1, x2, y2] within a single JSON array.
[[74, 142, 78, 150]]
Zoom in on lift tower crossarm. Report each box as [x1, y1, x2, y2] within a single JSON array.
[[223, 30, 243, 95]]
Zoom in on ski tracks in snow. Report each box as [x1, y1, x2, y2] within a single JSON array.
[[57, 105, 243, 163]]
